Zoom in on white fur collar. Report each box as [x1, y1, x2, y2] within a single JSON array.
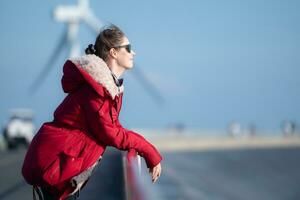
[[71, 54, 124, 99]]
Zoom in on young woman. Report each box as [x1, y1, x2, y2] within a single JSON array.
[[22, 25, 162, 200]]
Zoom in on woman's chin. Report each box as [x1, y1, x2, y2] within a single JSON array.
[[126, 63, 134, 69]]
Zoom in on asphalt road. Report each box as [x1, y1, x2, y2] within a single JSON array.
[[0, 147, 125, 200], [1, 146, 300, 200], [0, 148, 30, 200], [154, 147, 300, 200]]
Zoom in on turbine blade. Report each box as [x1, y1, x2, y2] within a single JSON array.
[[131, 64, 165, 106], [83, 13, 103, 34], [29, 29, 68, 94], [78, 0, 88, 8]]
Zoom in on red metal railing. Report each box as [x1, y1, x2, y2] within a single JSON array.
[[123, 149, 164, 200], [123, 149, 144, 200]]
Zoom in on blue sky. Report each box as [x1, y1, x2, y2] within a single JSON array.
[[0, 0, 299, 132]]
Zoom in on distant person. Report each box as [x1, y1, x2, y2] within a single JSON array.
[[228, 121, 241, 137], [22, 24, 162, 200], [282, 120, 296, 136], [248, 123, 257, 137]]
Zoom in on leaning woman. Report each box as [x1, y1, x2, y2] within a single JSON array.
[[22, 24, 162, 200]]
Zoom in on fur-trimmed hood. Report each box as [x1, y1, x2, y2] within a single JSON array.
[[61, 54, 124, 99]]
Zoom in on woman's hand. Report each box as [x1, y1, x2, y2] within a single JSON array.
[[149, 163, 162, 183]]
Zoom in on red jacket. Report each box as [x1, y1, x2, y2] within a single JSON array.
[[22, 54, 162, 199]]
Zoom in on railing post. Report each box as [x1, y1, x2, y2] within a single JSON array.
[[123, 149, 163, 200]]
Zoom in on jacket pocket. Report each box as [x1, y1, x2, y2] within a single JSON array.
[[42, 152, 83, 186]]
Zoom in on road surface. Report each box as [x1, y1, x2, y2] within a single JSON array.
[[1, 139, 300, 200]]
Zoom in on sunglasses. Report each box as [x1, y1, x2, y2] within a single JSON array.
[[113, 44, 131, 53]]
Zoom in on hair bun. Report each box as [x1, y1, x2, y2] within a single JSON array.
[[85, 44, 96, 55]]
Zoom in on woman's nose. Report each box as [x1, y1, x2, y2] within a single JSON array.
[[131, 50, 136, 56]]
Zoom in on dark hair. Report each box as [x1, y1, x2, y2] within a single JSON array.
[[85, 24, 125, 61]]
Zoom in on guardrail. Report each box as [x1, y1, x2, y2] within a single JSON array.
[[123, 149, 143, 200], [123, 149, 163, 200]]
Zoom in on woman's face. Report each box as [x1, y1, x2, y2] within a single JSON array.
[[115, 36, 135, 70]]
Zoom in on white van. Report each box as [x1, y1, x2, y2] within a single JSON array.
[[3, 109, 35, 149]]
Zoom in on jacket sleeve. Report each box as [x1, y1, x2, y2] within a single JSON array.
[[83, 93, 162, 169]]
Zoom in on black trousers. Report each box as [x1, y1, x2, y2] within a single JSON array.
[[33, 187, 79, 200]]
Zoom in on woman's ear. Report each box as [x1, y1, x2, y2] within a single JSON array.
[[109, 48, 118, 59]]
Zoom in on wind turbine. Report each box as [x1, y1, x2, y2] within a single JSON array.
[[52, 0, 101, 58], [29, 0, 165, 106]]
